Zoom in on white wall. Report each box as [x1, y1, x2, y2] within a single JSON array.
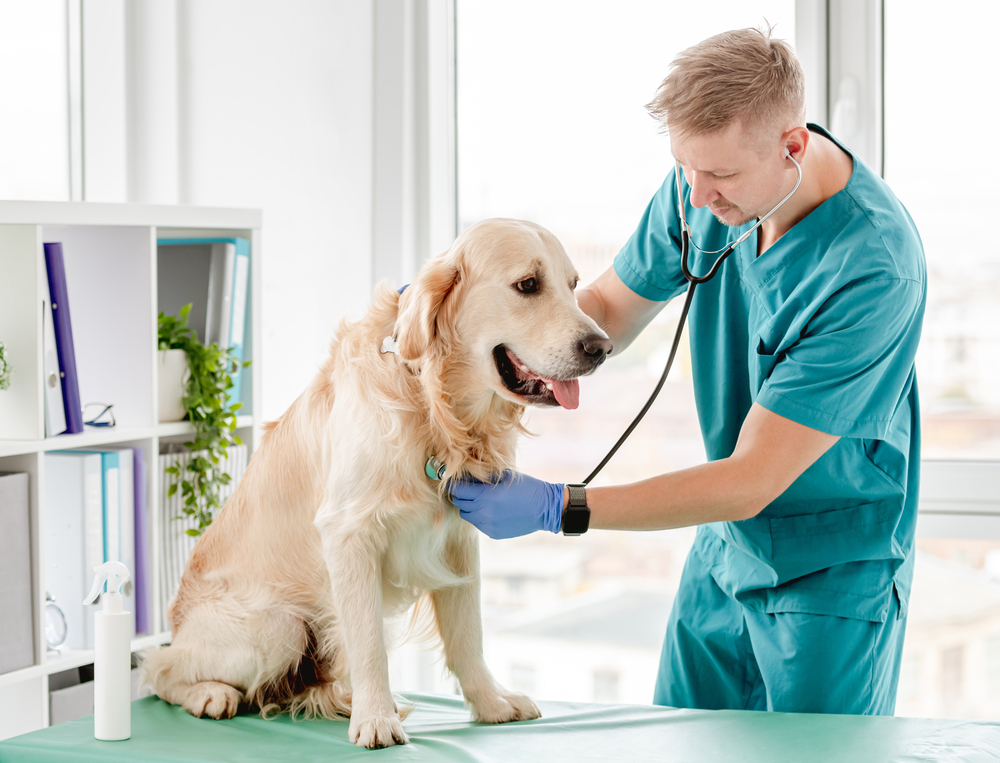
[[174, 1, 375, 420]]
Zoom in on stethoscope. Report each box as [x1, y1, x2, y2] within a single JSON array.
[[582, 150, 803, 485]]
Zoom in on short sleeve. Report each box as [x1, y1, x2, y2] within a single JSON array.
[[613, 169, 689, 303], [756, 277, 926, 439]]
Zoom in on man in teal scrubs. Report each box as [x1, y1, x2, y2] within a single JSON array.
[[451, 28, 925, 714]]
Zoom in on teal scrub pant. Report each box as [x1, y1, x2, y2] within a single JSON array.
[[653, 546, 907, 715]]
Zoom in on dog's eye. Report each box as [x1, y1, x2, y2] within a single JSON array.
[[516, 277, 538, 294]]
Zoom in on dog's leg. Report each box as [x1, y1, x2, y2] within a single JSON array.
[[432, 524, 542, 724], [316, 511, 408, 749], [141, 592, 309, 720]]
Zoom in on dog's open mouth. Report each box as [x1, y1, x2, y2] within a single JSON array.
[[493, 345, 580, 409]]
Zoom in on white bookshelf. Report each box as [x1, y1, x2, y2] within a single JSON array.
[[0, 201, 262, 740]]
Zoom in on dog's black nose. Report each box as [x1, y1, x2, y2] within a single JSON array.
[[580, 334, 613, 363]]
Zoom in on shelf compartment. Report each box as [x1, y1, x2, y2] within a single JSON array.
[[0, 632, 170, 688]]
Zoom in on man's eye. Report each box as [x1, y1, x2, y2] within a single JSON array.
[[516, 277, 538, 294]]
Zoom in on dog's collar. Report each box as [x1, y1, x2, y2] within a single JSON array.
[[380, 335, 399, 355]]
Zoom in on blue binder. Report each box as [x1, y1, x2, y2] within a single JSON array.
[[43, 243, 84, 433]]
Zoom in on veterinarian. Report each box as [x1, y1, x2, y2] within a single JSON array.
[[451, 27, 925, 716]]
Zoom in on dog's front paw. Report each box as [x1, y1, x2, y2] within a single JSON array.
[[470, 690, 541, 724], [182, 681, 243, 719], [349, 712, 409, 748]]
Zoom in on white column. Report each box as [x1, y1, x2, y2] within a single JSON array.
[[828, 0, 883, 174], [125, 0, 180, 204], [795, 0, 829, 129], [372, 0, 456, 290], [82, 0, 128, 202]]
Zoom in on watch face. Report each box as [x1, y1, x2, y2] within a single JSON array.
[[45, 600, 68, 649]]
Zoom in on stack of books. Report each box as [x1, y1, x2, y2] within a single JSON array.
[[157, 237, 251, 407]]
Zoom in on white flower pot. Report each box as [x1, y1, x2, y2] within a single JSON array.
[[158, 349, 190, 422]]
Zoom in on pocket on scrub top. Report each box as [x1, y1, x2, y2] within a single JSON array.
[[768, 500, 895, 581], [753, 337, 782, 388], [756, 336, 779, 356]]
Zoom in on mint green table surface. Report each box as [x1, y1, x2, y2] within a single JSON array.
[[1, 694, 998, 763]]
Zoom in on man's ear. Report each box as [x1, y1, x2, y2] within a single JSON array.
[[395, 254, 461, 360]]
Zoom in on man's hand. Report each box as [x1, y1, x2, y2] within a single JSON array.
[[450, 471, 565, 539]]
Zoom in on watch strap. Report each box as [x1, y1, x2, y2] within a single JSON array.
[[562, 483, 590, 536]]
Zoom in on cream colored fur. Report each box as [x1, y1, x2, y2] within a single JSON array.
[[140, 218, 608, 748]]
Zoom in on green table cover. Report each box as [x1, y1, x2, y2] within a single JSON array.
[[1, 694, 998, 763]]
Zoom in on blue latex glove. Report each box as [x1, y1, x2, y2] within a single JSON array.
[[450, 471, 565, 539]]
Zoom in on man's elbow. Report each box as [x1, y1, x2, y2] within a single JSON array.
[[727, 461, 790, 521]]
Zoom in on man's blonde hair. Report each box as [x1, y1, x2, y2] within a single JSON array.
[[646, 27, 806, 146]]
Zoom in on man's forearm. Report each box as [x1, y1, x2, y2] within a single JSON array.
[[564, 455, 770, 532], [562, 404, 840, 532]]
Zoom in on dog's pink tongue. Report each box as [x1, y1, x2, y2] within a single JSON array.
[[550, 378, 580, 410]]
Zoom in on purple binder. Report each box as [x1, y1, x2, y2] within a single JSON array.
[[133, 448, 151, 634], [43, 243, 84, 434]]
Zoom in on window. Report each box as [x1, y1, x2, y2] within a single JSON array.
[[988, 637, 1000, 700], [593, 668, 620, 704], [453, 0, 1000, 717], [882, 0, 1000, 719], [457, 0, 796, 703], [884, 0, 1000, 460], [510, 663, 537, 695], [896, 540, 1000, 719], [0, 1, 71, 201], [940, 646, 964, 709]]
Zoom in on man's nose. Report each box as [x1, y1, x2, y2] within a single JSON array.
[[688, 172, 717, 209]]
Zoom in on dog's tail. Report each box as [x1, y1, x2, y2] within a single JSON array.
[[266, 680, 353, 721]]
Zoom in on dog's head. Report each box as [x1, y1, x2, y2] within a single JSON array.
[[394, 218, 611, 411]]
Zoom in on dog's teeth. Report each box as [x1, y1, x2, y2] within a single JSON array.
[[545, 382, 553, 390]]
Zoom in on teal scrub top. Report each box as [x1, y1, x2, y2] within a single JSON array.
[[614, 125, 926, 623]]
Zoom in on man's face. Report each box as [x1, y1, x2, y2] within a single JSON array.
[[670, 122, 786, 227]]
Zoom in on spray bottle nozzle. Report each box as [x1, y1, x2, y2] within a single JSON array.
[[84, 561, 130, 612]]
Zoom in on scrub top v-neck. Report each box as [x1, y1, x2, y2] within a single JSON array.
[[614, 124, 926, 623]]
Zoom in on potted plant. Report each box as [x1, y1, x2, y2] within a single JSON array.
[[0, 340, 10, 391], [158, 304, 251, 536]]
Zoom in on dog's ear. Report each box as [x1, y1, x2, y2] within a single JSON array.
[[395, 254, 461, 360]]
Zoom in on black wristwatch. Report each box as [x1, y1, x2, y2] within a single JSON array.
[[561, 483, 590, 536]]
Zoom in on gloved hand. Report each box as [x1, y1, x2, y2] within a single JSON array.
[[450, 471, 565, 539]]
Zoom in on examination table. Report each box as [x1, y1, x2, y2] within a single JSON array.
[[1, 693, 998, 762]]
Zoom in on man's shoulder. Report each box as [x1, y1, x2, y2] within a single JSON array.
[[827, 163, 925, 286]]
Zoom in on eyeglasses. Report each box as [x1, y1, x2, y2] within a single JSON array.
[[83, 403, 116, 428]]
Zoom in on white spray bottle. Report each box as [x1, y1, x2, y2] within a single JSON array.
[[83, 561, 131, 741]]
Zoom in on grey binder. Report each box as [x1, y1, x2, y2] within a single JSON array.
[[0, 472, 34, 674]]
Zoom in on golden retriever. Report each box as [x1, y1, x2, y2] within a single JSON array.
[[140, 218, 611, 748]]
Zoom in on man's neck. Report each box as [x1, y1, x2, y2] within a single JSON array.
[[758, 132, 853, 255]]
